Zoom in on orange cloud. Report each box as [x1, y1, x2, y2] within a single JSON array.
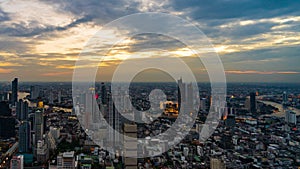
[[0, 62, 22, 67], [42, 71, 73, 76], [0, 68, 15, 73]]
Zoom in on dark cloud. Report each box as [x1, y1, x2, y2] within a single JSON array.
[[42, 0, 140, 24], [0, 16, 92, 37], [221, 45, 300, 72], [0, 8, 9, 21], [171, 0, 300, 20]]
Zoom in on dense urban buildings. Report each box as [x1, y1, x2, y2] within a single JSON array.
[[0, 79, 300, 168]]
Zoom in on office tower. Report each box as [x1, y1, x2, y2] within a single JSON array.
[[177, 78, 186, 112], [57, 151, 76, 169], [123, 123, 137, 169], [17, 99, 28, 121], [58, 90, 62, 103], [285, 110, 296, 125], [101, 82, 107, 105], [19, 121, 31, 153], [282, 91, 288, 110], [10, 155, 24, 169], [30, 86, 39, 100], [36, 140, 49, 164], [283, 91, 288, 104], [250, 92, 256, 114], [210, 158, 226, 169], [108, 92, 120, 148], [11, 78, 18, 105], [34, 108, 44, 145]]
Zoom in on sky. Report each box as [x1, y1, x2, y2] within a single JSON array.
[[0, 0, 300, 82]]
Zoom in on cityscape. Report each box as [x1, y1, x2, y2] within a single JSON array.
[[0, 80, 300, 168], [0, 0, 300, 169]]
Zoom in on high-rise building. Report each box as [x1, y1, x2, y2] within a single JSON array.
[[10, 155, 24, 169], [285, 110, 296, 125], [58, 90, 62, 104], [282, 91, 288, 109], [17, 100, 28, 121], [210, 158, 226, 169], [177, 78, 186, 113], [123, 123, 137, 169], [36, 140, 49, 164], [34, 108, 44, 145], [108, 91, 120, 148], [100, 82, 107, 105], [11, 78, 18, 105], [250, 92, 256, 114], [30, 86, 39, 100], [57, 151, 76, 169], [19, 121, 31, 153]]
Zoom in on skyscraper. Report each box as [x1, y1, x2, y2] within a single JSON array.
[[100, 82, 107, 105], [285, 110, 296, 125], [108, 91, 120, 148], [250, 92, 256, 114], [34, 108, 44, 145], [123, 123, 137, 168], [11, 78, 18, 105], [177, 78, 186, 112], [17, 100, 28, 121], [19, 121, 31, 153], [282, 91, 288, 109], [30, 86, 39, 100]]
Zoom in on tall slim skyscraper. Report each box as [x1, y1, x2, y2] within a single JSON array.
[[19, 121, 31, 153], [250, 92, 256, 114], [108, 91, 120, 148], [177, 78, 185, 112], [17, 100, 28, 121], [100, 82, 107, 105], [35, 108, 44, 145], [58, 91, 62, 104], [282, 91, 288, 110], [11, 78, 18, 105]]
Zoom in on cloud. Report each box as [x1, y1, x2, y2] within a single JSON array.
[[226, 70, 300, 75], [0, 62, 22, 67], [41, 71, 73, 77], [0, 68, 14, 73], [0, 0, 299, 82]]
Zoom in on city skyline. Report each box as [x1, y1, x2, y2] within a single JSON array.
[[0, 1, 299, 82]]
